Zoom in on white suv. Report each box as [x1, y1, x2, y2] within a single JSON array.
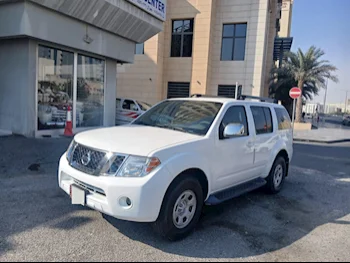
[[58, 97, 293, 240]]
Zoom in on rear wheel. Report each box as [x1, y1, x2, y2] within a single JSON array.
[[265, 156, 287, 194], [153, 176, 204, 241]]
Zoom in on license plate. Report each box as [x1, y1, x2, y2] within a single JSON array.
[[70, 185, 86, 206]]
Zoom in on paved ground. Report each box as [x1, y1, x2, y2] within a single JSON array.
[[294, 128, 350, 143], [1, 136, 350, 262]]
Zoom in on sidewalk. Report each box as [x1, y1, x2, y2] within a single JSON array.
[[294, 128, 350, 143]]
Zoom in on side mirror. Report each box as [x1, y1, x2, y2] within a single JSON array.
[[223, 123, 245, 138]]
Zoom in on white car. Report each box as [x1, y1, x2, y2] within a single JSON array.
[[115, 98, 152, 125], [59, 97, 293, 240]]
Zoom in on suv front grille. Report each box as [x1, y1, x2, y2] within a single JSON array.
[[70, 144, 106, 175]]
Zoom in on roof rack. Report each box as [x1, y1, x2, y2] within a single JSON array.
[[238, 95, 278, 104], [190, 94, 279, 104]]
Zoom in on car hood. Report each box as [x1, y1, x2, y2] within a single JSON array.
[[74, 125, 201, 156]]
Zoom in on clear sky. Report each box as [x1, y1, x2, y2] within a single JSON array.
[[291, 0, 350, 105]]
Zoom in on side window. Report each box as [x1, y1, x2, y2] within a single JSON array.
[[263, 107, 273, 133], [122, 100, 138, 111], [219, 106, 249, 139], [275, 108, 292, 130], [251, 106, 273, 135]]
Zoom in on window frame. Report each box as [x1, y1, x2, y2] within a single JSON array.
[[171, 19, 194, 57], [221, 23, 247, 61], [250, 106, 274, 135], [219, 105, 250, 140]]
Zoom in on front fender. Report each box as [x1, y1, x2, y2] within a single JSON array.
[[163, 153, 212, 199]]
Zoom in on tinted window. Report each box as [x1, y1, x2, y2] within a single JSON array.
[[171, 19, 194, 57], [263, 107, 273, 133], [133, 100, 222, 136], [251, 106, 273, 135], [135, 43, 144, 55], [220, 106, 249, 139], [221, 23, 247, 61], [275, 108, 292, 130], [123, 100, 138, 111]]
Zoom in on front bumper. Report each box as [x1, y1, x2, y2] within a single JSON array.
[[58, 154, 171, 222]]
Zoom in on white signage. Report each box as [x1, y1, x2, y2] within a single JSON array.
[[127, 0, 167, 21]]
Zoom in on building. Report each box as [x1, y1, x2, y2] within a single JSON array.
[[117, 0, 294, 105], [0, 0, 166, 137]]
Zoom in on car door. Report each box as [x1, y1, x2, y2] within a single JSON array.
[[250, 106, 275, 172], [213, 105, 256, 192]]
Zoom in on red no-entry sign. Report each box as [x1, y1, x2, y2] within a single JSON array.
[[290, 87, 302, 99]]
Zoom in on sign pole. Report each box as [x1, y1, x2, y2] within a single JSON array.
[[292, 98, 296, 129]]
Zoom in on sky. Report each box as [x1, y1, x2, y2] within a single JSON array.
[[291, 0, 350, 105]]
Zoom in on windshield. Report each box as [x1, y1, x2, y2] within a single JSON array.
[[133, 100, 222, 136], [137, 101, 152, 111]]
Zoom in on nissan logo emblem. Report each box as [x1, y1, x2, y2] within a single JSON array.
[[81, 151, 92, 166]]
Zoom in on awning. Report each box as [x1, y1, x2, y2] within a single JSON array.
[[273, 37, 293, 61]]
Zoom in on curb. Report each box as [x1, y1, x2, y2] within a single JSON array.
[[293, 138, 350, 144]]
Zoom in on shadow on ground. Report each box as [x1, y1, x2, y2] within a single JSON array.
[[1, 137, 349, 260], [103, 143, 350, 259]]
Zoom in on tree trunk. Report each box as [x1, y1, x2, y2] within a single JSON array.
[[295, 80, 304, 123]]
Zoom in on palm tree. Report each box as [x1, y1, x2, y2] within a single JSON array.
[[270, 66, 320, 116], [271, 46, 338, 122]]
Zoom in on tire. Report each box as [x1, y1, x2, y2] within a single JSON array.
[[265, 156, 287, 194], [153, 176, 204, 241]]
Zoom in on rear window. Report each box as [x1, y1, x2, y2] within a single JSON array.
[[251, 106, 273, 135], [275, 108, 292, 130]]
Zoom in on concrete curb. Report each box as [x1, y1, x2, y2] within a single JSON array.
[[294, 138, 350, 144]]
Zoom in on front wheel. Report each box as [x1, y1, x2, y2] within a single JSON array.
[[265, 156, 287, 194], [153, 176, 204, 241]]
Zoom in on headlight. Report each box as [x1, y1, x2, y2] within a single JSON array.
[[116, 156, 161, 178], [66, 140, 76, 161]]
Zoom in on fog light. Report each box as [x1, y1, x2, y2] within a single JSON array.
[[119, 197, 132, 209]]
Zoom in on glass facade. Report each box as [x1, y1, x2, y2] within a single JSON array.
[[37, 45, 74, 130], [77, 55, 105, 127], [37, 45, 105, 131]]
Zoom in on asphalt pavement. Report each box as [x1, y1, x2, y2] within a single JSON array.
[[0, 137, 350, 262]]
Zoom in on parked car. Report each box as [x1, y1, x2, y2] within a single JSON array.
[[59, 97, 293, 241], [342, 115, 350, 126], [115, 98, 152, 125]]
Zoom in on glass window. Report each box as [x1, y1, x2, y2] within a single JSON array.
[[251, 106, 273, 135], [137, 101, 152, 111], [221, 23, 247, 61], [37, 45, 74, 130], [171, 19, 194, 57], [135, 43, 144, 55], [77, 54, 105, 127], [263, 107, 273, 133], [220, 106, 249, 139], [275, 108, 292, 130], [123, 100, 138, 111], [133, 100, 222, 136], [116, 98, 122, 109]]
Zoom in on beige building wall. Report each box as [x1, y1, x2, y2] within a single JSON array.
[[117, 0, 293, 105], [279, 0, 293, 37]]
